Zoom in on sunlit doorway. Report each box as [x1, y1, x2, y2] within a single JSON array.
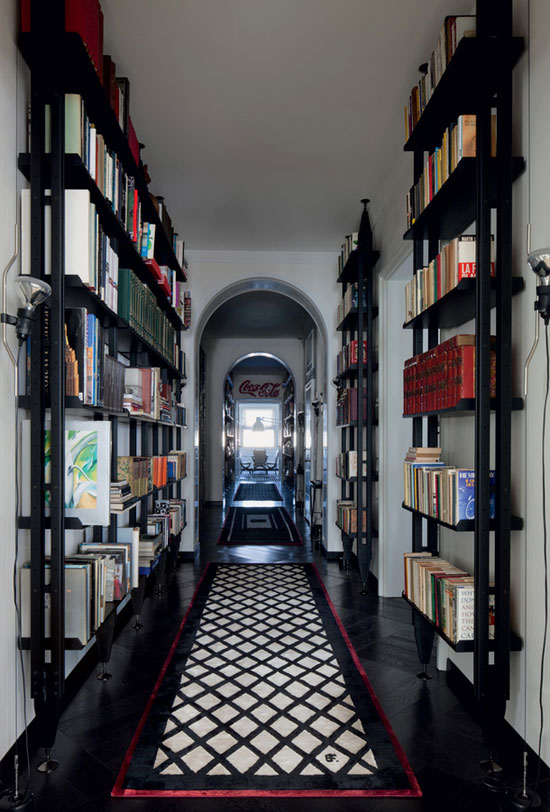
[[237, 402, 281, 480]]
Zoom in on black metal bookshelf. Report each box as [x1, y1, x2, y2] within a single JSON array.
[[402, 0, 524, 726], [17, 4, 188, 763], [336, 201, 378, 593]]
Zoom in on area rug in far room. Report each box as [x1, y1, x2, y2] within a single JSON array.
[[233, 482, 283, 502], [112, 563, 421, 798], [218, 506, 302, 545]]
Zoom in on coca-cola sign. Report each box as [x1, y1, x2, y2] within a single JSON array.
[[238, 379, 281, 398]]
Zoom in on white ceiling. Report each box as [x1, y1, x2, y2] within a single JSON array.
[[101, 0, 474, 253]]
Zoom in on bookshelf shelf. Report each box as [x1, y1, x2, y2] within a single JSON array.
[[335, 522, 379, 542], [337, 306, 379, 333], [403, 157, 525, 242], [334, 363, 379, 381], [403, 277, 525, 330], [337, 249, 380, 284], [401, 594, 522, 653], [401, 503, 523, 532], [404, 36, 524, 154], [337, 472, 379, 483], [403, 397, 524, 418]]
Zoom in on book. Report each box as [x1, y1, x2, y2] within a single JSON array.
[[20, 562, 91, 646]]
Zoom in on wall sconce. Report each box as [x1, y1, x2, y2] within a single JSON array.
[[2, 275, 52, 345]]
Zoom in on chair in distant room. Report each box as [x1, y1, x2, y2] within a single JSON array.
[[264, 450, 280, 479], [252, 448, 268, 478], [239, 456, 253, 477]]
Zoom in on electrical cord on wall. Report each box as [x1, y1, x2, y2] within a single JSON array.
[[10, 342, 31, 805], [530, 322, 550, 805]]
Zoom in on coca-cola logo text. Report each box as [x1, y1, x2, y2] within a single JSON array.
[[238, 380, 281, 398]]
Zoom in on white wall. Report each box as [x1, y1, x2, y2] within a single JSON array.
[[377, 259, 417, 596], [0, 1, 30, 762], [202, 336, 302, 501], [183, 251, 343, 557]]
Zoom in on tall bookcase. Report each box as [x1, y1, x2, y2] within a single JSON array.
[[282, 375, 295, 486], [401, 0, 524, 728], [223, 374, 235, 486], [335, 201, 378, 594], [17, 1, 189, 757]]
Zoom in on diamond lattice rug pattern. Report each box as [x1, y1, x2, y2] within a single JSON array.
[[218, 506, 302, 545], [233, 483, 283, 502], [113, 563, 421, 798]]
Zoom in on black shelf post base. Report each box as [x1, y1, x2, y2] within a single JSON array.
[[95, 612, 116, 682], [131, 576, 147, 629], [33, 699, 60, 772], [414, 614, 435, 679], [0, 792, 34, 811]]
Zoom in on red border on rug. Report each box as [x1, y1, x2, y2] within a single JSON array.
[[112, 563, 422, 798]]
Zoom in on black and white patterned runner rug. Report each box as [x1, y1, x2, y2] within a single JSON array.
[[218, 506, 302, 545], [113, 564, 420, 798]]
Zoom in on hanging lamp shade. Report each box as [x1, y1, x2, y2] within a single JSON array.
[[252, 417, 265, 431]]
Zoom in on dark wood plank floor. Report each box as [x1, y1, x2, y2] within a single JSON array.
[[2, 478, 544, 811]]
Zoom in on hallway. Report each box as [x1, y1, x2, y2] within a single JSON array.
[[3, 478, 530, 812]]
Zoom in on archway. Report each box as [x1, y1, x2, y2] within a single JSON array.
[[195, 279, 329, 544]]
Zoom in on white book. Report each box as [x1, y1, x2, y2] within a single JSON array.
[[65, 188, 92, 283], [20, 563, 90, 645], [88, 124, 97, 180]]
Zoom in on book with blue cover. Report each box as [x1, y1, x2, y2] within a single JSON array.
[[455, 469, 495, 522]]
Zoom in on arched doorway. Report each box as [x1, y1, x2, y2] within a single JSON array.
[[195, 280, 328, 545]]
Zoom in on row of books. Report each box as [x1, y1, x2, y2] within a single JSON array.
[[123, 367, 185, 424], [336, 232, 359, 277], [144, 258, 190, 325], [19, 511, 183, 646], [118, 267, 185, 372], [336, 387, 368, 426], [403, 334, 496, 414], [404, 235, 496, 323], [154, 497, 187, 536], [66, 308, 124, 407], [49, 93, 141, 238], [403, 456, 495, 525], [404, 15, 476, 141], [21, 538, 137, 644], [336, 339, 367, 376], [336, 500, 367, 535], [336, 451, 367, 480], [337, 283, 367, 326], [116, 452, 187, 498], [403, 552, 494, 644], [21, 188, 120, 313], [21, 0, 105, 83], [405, 114, 496, 229]]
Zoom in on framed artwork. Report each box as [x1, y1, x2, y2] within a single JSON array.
[[22, 419, 112, 526]]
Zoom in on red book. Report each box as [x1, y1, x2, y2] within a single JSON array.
[[127, 116, 140, 166]]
